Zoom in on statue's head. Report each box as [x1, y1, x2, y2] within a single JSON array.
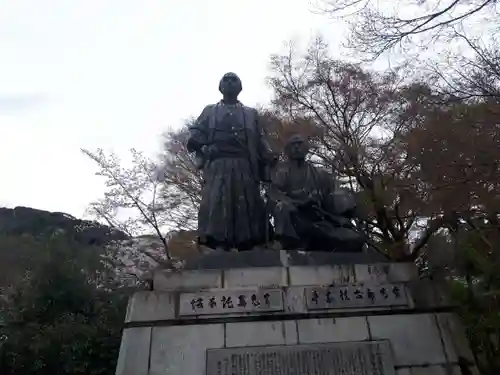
[[219, 72, 242, 98], [284, 134, 310, 161]]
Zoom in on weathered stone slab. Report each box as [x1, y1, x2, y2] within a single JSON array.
[[287, 249, 389, 265], [154, 269, 221, 291], [150, 324, 224, 375], [368, 314, 447, 366], [115, 327, 151, 375], [125, 291, 175, 322], [354, 263, 418, 283], [289, 265, 355, 286], [179, 289, 283, 316], [297, 317, 369, 343], [305, 283, 408, 310], [225, 321, 298, 347], [283, 286, 308, 313], [183, 248, 389, 270], [436, 313, 475, 363], [184, 249, 282, 270], [224, 267, 287, 287], [206, 341, 396, 375], [396, 369, 411, 375], [408, 365, 462, 375]]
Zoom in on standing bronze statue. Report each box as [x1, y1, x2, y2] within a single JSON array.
[[269, 134, 365, 252], [187, 73, 274, 251]]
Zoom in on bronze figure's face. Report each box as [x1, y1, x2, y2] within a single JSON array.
[[219, 72, 242, 97], [285, 134, 309, 160]]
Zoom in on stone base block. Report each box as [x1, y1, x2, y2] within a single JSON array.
[[116, 262, 474, 375]]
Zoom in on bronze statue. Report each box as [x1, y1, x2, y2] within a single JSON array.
[[186, 73, 274, 251], [269, 134, 364, 252]]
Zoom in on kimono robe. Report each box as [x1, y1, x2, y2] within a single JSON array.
[[186, 101, 272, 250], [269, 160, 363, 252]]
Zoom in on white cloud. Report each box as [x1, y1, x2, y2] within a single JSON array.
[[0, 0, 343, 217]]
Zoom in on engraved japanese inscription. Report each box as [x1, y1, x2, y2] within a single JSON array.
[[179, 289, 283, 316], [305, 283, 409, 310], [206, 341, 395, 375]]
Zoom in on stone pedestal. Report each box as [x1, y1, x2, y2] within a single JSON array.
[[115, 251, 478, 375]]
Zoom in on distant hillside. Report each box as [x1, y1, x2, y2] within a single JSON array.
[[0, 206, 129, 246]]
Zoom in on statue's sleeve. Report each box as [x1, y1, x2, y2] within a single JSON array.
[[272, 167, 287, 190], [269, 166, 291, 204], [254, 109, 275, 163], [186, 105, 211, 152]]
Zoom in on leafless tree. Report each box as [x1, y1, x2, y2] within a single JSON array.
[[268, 38, 445, 259], [430, 32, 500, 101], [316, 0, 499, 60]]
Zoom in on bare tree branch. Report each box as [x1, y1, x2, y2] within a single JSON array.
[[317, 0, 498, 59]]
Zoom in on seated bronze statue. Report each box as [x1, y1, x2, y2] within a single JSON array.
[[269, 134, 365, 252]]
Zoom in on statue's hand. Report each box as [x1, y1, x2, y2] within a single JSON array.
[[276, 200, 297, 212], [194, 151, 205, 170], [266, 152, 279, 167], [204, 145, 218, 159]]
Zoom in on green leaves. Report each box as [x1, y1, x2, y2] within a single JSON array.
[[1, 237, 126, 375]]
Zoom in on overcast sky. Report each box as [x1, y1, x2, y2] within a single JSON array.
[[0, 0, 343, 218]]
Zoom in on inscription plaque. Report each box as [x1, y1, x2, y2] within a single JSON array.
[[206, 341, 395, 375], [305, 283, 409, 310], [179, 289, 283, 316]]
